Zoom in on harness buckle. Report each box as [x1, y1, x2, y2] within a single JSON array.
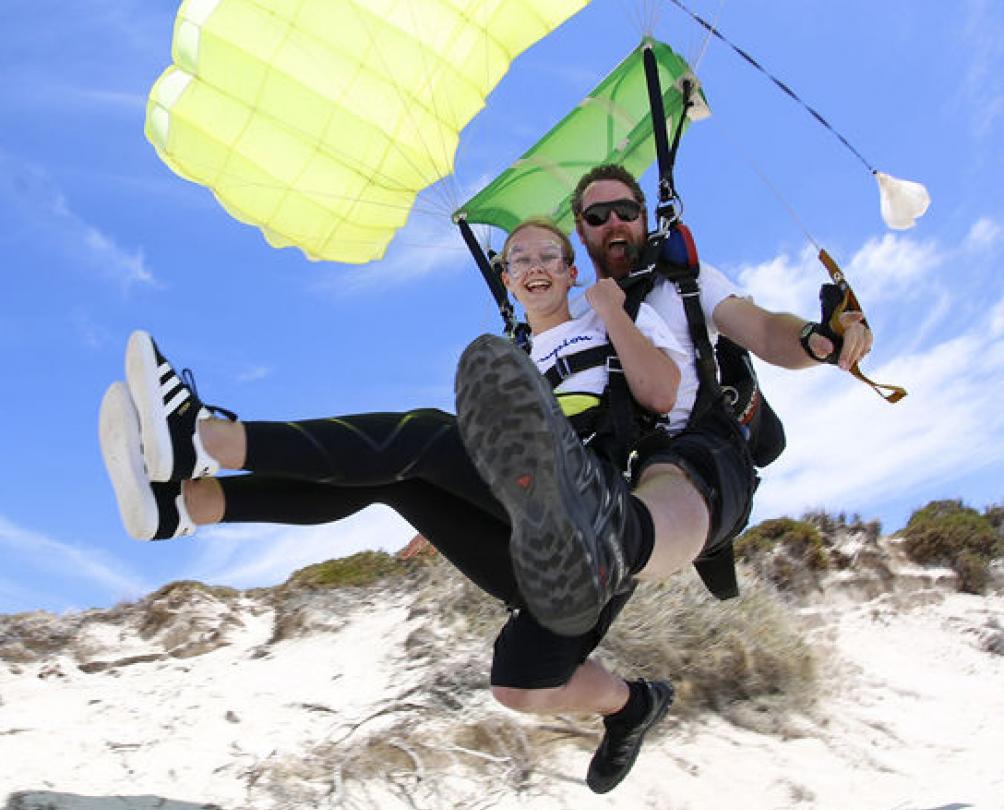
[[606, 355, 624, 375], [554, 354, 574, 380]]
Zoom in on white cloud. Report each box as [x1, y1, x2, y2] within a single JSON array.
[[845, 233, 944, 302], [730, 231, 946, 318], [235, 365, 272, 384], [71, 308, 113, 350], [184, 505, 415, 590], [964, 216, 1002, 251], [0, 152, 159, 290], [0, 515, 152, 612], [750, 289, 1004, 523], [961, 0, 1004, 138], [990, 294, 1004, 336], [733, 246, 821, 314]]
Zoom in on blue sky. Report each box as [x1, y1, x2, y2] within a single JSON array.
[[2, 0, 1002, 615]]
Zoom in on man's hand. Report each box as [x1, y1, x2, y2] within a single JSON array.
[[586, 278, 626, 323], [807, 311, 873, 371]]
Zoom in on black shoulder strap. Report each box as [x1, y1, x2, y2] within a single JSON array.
[[649, 223, 723, 421]]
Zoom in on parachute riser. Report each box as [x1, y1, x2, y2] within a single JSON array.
[[642, 44, 693, 231], [456, 218, 531, 352]]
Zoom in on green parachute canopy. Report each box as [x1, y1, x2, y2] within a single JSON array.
[[454, 39, 709, 235], [145, 0, 588, 264]]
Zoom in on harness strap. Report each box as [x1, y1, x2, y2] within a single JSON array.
[[542, 344, 616, 388], [649, 223, 725, 424], [538, 277, 658, 469]]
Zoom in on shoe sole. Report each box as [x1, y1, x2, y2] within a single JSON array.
[[455, 335, 607, 637], [99, 382, 158, 540], [125, 329, 174, 482]]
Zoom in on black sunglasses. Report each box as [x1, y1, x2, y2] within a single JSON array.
[[580, 198, 642, 227]]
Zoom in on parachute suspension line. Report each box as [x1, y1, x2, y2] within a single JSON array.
[[345, 4, 459, 216], [665, 0, 877, 175], [713, 119, 820, 251], [619, 0, 648, 40], [457, 218, 531, 350], [690, 0, 728, 72]]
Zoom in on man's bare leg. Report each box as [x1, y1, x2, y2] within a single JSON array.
[[631, 462, 709, 581]]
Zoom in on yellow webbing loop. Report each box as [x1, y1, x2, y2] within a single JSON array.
[[817, 249, 907, 403], [556, 393, 602, 418]]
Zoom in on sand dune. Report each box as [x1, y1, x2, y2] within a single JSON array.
[[1, 543, 1001, 810]]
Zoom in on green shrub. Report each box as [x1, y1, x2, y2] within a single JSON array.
[[146, 580, 239, 601], [900, 499, 999, 593], [735, 518, 828, 574], [983, 504, 1004, 558], [283, 550, 409, 590], [801, 509, 881, 542]]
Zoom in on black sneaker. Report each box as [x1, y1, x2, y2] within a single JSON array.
[[587, 679, 674, 794], [454, 334, 633, 637], [125, 330, 235, 482], [99, 382, 196, 541]]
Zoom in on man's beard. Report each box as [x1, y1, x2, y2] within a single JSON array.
[[585, 233, 643, 279]]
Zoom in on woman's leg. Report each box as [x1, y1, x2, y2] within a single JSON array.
[[215, 475, 518, 604], [197, 410, 501, 518]]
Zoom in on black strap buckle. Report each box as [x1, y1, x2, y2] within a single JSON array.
[[554, 354, 574, 380], [606, 355, 624, 375]]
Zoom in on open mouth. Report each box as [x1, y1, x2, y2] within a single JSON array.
[[606, 237, 630, 259], [523, 277, 552, 292]]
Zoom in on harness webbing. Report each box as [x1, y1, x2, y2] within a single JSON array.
[[537, 278, 658, 470]]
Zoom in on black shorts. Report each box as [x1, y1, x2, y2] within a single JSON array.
[[489, 587, 636, 689], [630, 406, 758, 601]]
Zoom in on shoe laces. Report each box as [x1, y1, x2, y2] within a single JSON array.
[[181, 368, 238, 422]]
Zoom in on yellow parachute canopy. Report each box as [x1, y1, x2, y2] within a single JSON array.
[[145, 0, 587, 264]]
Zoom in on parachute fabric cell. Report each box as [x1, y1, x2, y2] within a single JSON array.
[[453, 39, 708, 235], [145, 0, 588, 264]]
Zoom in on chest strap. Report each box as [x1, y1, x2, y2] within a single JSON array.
[[542, 344, 619, 389]]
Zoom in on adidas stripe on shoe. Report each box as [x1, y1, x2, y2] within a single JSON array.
[[99, 381, 196, 541], [125, 330, 232, 482]]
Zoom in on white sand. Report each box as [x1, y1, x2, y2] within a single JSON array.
[[1, 582, 1001, 810]]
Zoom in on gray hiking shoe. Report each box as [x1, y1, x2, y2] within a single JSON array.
[[454, 334, 633, 637], [587, 679, 674, 794]]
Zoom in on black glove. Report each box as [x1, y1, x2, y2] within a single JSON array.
[[799, 284, 845, 364]]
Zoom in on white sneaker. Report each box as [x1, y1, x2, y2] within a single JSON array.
[[99, 381, 195, 541], [125, 330, 233, 482]]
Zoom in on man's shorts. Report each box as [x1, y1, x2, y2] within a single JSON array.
[[489, 586, 635, 689], [631, 405, 758, 599]]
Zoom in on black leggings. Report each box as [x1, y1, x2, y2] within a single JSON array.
[[218, 409, 519, 604]]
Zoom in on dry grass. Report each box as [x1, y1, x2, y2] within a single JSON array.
[[598, 574, 817, 718]]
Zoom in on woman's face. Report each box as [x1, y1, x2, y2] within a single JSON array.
[[502, 225, 577, 314]]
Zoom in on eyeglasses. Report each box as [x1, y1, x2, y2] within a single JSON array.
[[580, 198, 643, 227], [505, 247, 569, 280]]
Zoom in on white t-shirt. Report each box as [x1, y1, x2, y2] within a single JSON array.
[[530, 301, 689, 427], [569, 262, 742, 432]]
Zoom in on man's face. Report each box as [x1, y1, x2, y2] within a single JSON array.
[[575, 179, 648, 280]]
